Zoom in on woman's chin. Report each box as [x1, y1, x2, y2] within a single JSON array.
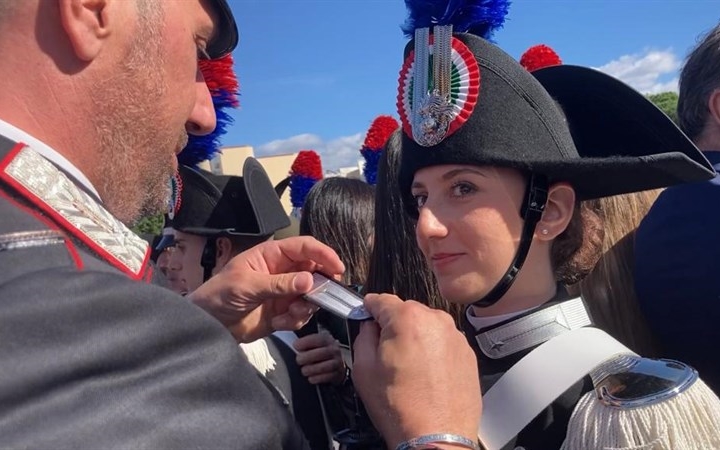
[[439, 282, 485, 305]]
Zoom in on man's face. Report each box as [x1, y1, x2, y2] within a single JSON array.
[[91, 0, 218, 224], [168, 230, 207, 295]]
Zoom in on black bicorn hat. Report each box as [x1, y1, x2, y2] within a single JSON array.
[[274, 176, 291, 198], [207, 0, 239, 59], [173, 158, 290, 238], [396, 32, 715, 213]]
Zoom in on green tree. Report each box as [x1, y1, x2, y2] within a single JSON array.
[[132, 214, 164, 237], [646, 91, 679, 125]]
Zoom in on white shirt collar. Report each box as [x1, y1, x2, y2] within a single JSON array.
[[0, 118, 100, 198], [466, 304, 542, 331]]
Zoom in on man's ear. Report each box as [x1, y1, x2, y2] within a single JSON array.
[[57, 0, 112, 61], [215, 236, 233, 270], [535, 182, 575, 241]]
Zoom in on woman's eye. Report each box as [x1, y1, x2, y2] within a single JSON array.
[[451, 182, 476, 197], [412, 194, 427, 209]]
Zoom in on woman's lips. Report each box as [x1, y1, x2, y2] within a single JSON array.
[[430, 253, 464, 268]]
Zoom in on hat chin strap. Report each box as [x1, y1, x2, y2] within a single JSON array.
[[201, 238, 218, 283], [473, 174, 548, 308]]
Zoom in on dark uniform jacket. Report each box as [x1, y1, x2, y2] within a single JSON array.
[[463, 291, 594, 450], [0, 136, 309, 449], [264, 335, 332, 450]]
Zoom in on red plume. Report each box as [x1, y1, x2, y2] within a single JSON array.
[[199, 54, 240, 107], [290, 150, 323, 181], [520, 45, 562, 72], [362, 116, 399, 151]]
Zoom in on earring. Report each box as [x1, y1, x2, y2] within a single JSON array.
[[541, 229, 549, 235]]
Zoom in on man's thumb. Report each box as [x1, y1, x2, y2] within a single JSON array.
[[268, 271, 314, 297]]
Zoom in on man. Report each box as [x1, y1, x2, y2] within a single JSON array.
[[169, 161, 349, 449], [635, 22, 720, 394], [168, 160, 291, 295], [0, 1, 480, 448], [154, 219, 177, 274]]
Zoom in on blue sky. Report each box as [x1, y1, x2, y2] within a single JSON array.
[[223, 0, 720, 171]]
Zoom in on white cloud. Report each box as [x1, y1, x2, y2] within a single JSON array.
[[596, 49, 680, 94], [256, 132, 365, 171]]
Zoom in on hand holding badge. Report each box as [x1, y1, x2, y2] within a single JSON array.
[[303, 272, 372, 321]]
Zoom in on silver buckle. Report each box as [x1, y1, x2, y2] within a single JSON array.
[[592, 355, 698, 408]]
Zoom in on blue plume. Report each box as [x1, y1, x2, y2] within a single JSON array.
[[289, 175, 317, 208], [360, 148, 383, 185], [401, 0, 511, 39], [212, 90, 239, 110], [177, 92, 236, 167]]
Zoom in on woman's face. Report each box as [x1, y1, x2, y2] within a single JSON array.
[[411, 164, 529, 305]]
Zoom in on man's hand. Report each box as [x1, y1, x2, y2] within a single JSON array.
[[352, 294, 481, 449], [188, 237, 344, 343], [294, 332, 346, 385]]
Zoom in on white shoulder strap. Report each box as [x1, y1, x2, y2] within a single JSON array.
[[478, 327, 635, 450]]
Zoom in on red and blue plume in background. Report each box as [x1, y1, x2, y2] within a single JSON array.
[[400, 0, 511, 40], [519, 44, 562, 72], [177, 54, 240, 167], [360, 115, 399, 185], [289, 150, 323, 219]]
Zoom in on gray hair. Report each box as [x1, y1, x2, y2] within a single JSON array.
[[678, 22, 720, 141]]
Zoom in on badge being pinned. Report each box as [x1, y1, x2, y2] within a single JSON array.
[[397, 25, 480, 147]]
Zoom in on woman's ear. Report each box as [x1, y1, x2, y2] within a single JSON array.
[[708, 88, 720, 129], [536, 182, 575, 241], [58, 0, 112, 61], [215, 236, 234, 270]]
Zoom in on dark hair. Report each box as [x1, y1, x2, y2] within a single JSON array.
[[551, 200, 604, 285], [299, 177, 375, 286], [566, 190, 663, 356], [678, 23, 720, 141], [364, 130, 464, 325]]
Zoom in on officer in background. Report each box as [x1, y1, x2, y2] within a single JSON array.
[[169, 160, 342, 449]]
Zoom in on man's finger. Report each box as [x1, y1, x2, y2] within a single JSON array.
[[293, 332, 333, 352], [363, 293, 405, 328], [296, 345, 337, 366], [308, 374, 337, 385], [269, 271, 315, 297], [300, 358, 342, 377], [351, 320, 380, 382], [273, 236, 345, 275], [271, 315, 304, 331]]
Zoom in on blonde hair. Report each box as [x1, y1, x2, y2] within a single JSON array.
[[567, 189, 663, 356]]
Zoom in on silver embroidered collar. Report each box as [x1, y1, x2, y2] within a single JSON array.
[[3, 146, 148, 277], [473, 297, 592, 359]]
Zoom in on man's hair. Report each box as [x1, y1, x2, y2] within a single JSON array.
[[678, 23, 720, 141]]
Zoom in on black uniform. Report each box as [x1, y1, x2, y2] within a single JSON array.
[[0, 136, 309, 449], [265, 335, 333, 450], [463, 291, 594, 450]]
